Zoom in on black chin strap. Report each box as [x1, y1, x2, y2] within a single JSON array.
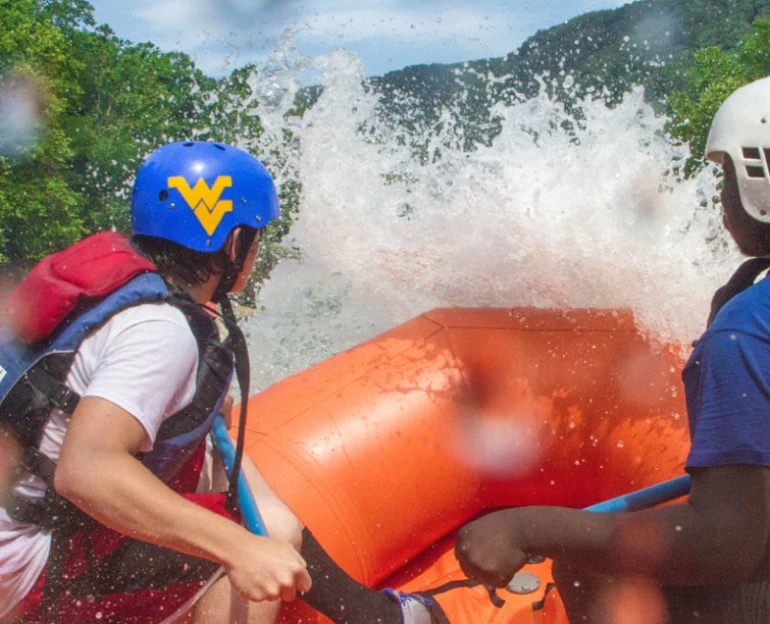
[[210, 228, 259, 507], [212, 265, 240, 303], [215, 294, 251, 510], [707, 256, 770, 327]]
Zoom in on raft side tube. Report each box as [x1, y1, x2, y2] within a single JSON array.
[[236, 307, 690, 622]]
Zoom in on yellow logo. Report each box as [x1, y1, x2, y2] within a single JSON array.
[[168, 176, 233, 236]]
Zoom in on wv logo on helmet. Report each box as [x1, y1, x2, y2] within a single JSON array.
[[168, 176, 233, 236]]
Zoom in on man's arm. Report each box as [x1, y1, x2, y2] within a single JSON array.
[[456, 463, 770, 587], [55, 396, 312, 602]]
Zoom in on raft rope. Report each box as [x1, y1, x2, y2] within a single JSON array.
[[422, 578, 506, 609]]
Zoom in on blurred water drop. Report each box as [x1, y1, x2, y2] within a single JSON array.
[[0, 74, 44, 159]]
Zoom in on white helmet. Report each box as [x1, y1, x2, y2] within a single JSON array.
[[706, 76, 770, 223]]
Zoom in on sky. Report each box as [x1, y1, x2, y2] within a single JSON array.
[[88, 0, 632, 78]]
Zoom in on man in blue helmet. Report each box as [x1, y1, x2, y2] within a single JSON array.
[[0, 140, 448, 624], [0, 141, 312, 623], [454, 77, 770, 623]]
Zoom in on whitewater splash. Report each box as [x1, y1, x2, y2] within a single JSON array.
[[242, 39, 741, 391]]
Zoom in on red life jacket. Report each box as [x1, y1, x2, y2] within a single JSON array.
[[0, 232, 235, 528], [3, 232, 156, 344]]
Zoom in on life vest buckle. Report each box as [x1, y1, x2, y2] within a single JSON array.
[[49, 383, 79, 413]]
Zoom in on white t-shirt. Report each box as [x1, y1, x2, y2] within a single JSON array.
[[0, 302, 198, 620]]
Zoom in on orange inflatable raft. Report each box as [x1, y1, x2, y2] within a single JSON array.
[[235, 307, 691, 623]]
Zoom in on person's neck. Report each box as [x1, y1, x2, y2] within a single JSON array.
[[164, 274, 220, 305]]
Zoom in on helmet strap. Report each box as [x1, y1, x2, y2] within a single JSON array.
[[209, 226, 259, 506], [215, 293, 251, 510]]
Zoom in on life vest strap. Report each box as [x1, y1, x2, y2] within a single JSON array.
[[7, 448, 87, 532], [6, 493, 47, 526], [23, 446, 57, 485], [24, 365, 80, 414]]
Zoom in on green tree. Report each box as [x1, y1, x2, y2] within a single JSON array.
[[0, 0, 88, 265], [62, 28, 214, 234], [0, 0, 295, 279], [667, 15, 770, 177]]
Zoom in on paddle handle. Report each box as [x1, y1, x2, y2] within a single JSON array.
[[211, 415, 269, 536]]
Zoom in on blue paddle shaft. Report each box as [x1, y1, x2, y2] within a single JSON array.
[[214, 410, 690, 536], [586, 475, 692, 513], [211, 415, 268, 536], [524, 475, 692, 566]]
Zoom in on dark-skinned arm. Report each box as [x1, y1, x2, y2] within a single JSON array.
[[456, 464, 770, 587], [55, 396, 312, 602]]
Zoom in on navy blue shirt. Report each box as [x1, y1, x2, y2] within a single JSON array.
[[684, 275, 770, 470]]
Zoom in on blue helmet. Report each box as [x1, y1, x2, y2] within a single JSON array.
[[131, 141, 279, 252]]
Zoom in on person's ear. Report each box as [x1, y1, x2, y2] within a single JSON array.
[[223, 227, 242, 263]]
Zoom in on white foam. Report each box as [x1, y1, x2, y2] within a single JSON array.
[[240, 43, 741, 390]]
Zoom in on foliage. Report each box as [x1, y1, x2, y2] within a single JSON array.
[[0, 0, 297, 283], [667, 16, 770, 177], [0, 0, 84, 264]]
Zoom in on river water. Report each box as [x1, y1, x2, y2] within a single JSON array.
[[240, 40, 742, 392]]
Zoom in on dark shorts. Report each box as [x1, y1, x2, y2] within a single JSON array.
[[664, 580, 770, 624], [554, 559, 770, 624], [11, 444, 240, 624]]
